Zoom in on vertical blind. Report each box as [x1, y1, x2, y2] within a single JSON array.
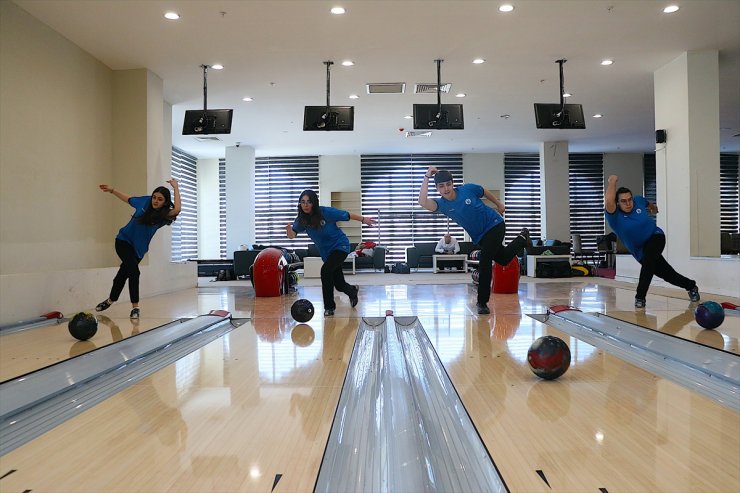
[[218, 159, 227, 258], [254, 156, 319, 249], [643, 153, 657, 204], [720, 153, 739, 233], [503, 153, 542, 244], [360, 154, 464, 263], [170, 147, 198, 261], [569, 154, 605, 251]]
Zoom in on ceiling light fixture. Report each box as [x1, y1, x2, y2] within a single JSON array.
[[499, 4, 514, 12], [472, 58, 485, 64], [341, 60, 354, 66], [593, 114, 603, 118], [330, 6, 346, 15], [212, 64, 224, 70], [404, 115, 413, 119], [242, 97, 253, 102], [349, 94, 359, 99], [563, 93, 571, 98], [456, 93, 466, 98], [164, 12, 180, 20], [663, 5, 679, 13], [600, 59, 613, 66]]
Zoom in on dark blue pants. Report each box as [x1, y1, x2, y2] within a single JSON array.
[[321, 250, 356, 310], [636, 234, 695, 299], [477, 223, 525, 304], [110, 239, 142, 303]]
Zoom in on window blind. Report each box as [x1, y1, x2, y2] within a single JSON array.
[[254, 156, 319, 249], [569, 153, 604, 251], [360, 154, 464, 263], [504, 153, 542, 244], [171, 147, 198, 261]]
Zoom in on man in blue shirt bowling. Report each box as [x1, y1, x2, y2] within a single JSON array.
[[605, 175, 699, 308]]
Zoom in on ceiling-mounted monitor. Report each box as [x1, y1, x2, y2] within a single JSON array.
[[413, 104, 464, 130], [182, 109, 233, 135], [303, 106, 354, 131], [534, 103, 585, 129]]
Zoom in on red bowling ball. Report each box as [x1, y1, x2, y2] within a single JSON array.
[[527, 335, 571, 380]]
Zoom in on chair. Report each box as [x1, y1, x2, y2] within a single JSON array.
[[571, 234, 599, 275], [596, 233, 617, 269]]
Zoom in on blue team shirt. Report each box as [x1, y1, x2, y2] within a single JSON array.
[[605, 195, 663, 261], [433, 184, 504, 244], [116, 196, 168, 258], [292, 206, 351, 261]]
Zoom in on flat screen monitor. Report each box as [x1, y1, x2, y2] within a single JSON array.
[[533, 103, 586, 129], [303, 106, 354, 131], [182, 109, 234, 135], [413, 104, 464, 130]]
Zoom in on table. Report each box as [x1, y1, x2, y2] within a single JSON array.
[[525, 254, 571, 277], [302, 256, 356, 278], [433, 254, 468, 273]]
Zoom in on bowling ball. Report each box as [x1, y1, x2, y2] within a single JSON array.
[[68, 312, 98, 341], [471, 269, 479, 284], [527, 335, 571, 380], [291, 299, 314, 323], [694, 301, 724, 330]]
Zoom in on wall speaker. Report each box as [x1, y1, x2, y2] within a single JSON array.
[[655, 129, 667, 144]]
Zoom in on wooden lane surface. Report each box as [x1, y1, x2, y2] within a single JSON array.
[[0, 294, 358, 493], [1, 279, 738, 492], [416, 284, 739, 493], [0, 287, 254, 382]]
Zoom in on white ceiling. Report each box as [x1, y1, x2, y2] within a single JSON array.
[[14, 0, 740, 159]]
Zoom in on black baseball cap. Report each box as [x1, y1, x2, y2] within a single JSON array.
[[434, 170, 454, 185]]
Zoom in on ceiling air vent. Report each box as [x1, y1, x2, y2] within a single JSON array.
[[366, 82, 406, 94], [194, 136, 222, 142], [405, 131, 433, 138], [414, 83, 451, 94]]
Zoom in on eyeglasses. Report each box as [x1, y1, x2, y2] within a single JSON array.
[[618, 198, 633, 204], [299, 200, 312, 205]]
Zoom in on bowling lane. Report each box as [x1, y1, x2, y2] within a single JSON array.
[[0, 287, 253, 382], [0, 301, 359, 493], [427, 304, 739, 493]]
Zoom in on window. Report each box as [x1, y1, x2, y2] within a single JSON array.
[[504, 153, 542, 244], [569, 154, 604, 251], [254, 156, 319, 249], [219, 159, 227, 257], [720, 153, 739, 233], [171, 147, 198, 261], [360, 154, 464, 262], [643, 153, 656, 204]]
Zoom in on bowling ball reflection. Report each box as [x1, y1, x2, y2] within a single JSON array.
[[69, 340, 97, 358], [526, 380, 571, 421], [291, 324, 316, 347]]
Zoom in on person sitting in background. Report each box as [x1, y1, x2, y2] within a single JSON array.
[[435, 234, 460, 254]]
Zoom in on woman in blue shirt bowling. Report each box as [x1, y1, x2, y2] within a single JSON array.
[[286, 190, 376, 317], [605, 175, 699, 308], [95, 179, 181, 319]]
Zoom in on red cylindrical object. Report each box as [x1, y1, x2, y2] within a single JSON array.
[[253, 248, 288, 297], [492, 257, 520, 294]]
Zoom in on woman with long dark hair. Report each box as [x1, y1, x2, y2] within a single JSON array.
[[96, 179, 181, 319], [286, 189, 375, 316]]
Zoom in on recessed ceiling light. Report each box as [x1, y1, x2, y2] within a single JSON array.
[[404, 115, 413, 119], [563, 92, 572, 98], [600, 59, 613, 66], [349, 94, 359, 99], [455, 93, 466, 98], [499, 4, 514, 12], [164, 12, 180, 20], [593, 114, 603, 118], [212, 64, 224, 70], [331, 6, 346, 15], [472, 58, 486, 64], [242, 97, 253, 102], [663, 5, 679, 13], [341, 60, 354, 66]]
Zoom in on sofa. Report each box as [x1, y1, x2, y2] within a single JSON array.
[[405, 241, 480, 270]]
